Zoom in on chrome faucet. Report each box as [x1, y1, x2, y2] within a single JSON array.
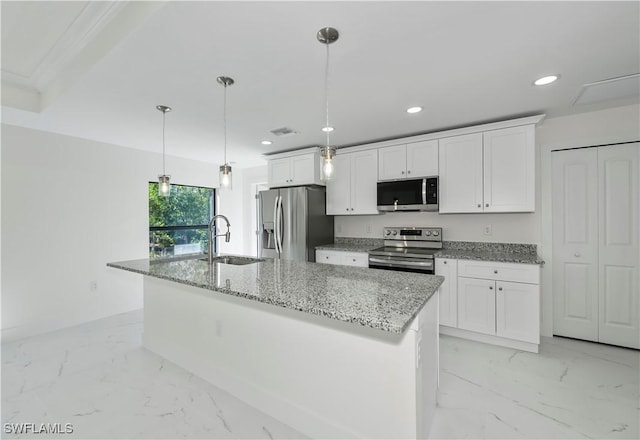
[[208, 214, 231, 264]]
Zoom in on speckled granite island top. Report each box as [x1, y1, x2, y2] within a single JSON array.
[[107, 255, 443, 334]]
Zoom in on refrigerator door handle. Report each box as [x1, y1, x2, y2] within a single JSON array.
[[273, 195, 280, 255], [278, 195, 285, 255]]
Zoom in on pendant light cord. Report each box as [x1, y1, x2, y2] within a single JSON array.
[[162, 110, 166, 174], [223, 82, 228, 166], [324, 41, 330, 147]]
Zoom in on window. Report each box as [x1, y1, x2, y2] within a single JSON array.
[[149, 182, 215, 258]]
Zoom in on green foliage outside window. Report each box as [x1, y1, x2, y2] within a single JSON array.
[[149, 182, 214, 258]]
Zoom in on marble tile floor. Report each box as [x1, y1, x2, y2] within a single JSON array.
[[1, 309, 638, 439]]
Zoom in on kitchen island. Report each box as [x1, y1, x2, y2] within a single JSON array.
[[108, 255, 443, 438]]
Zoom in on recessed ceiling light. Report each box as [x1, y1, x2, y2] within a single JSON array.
[[261, 140, 272, 145], [406, 106, 423, 114], [534, 75, 560, 86], [322, 126, 334, 132]]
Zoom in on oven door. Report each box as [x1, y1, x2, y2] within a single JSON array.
[[368, 255, 434, 274]]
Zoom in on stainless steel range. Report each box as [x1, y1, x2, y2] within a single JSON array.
[[368, 227, 442, 274]]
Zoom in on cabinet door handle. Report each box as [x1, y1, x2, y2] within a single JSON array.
[[346, 208, 349, 212], [477, 204, 481, 208], [325, 256, 329, 259], [401, 171, 405, 175], [498, 287, 503, 291], [494, 270, 498, 274], [489, 286, 493, 290], [486, 203, 489, 207], [407, 170, 411, 174], [350, 208, 354, 211], [352, 258, 356, 262], [443, 261, 447, 265], [574, 252, 581, 258]]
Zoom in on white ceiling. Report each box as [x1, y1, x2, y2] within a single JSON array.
[[2, 1, 639, 169]]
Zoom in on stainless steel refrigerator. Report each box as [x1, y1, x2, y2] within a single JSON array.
[[258, 186, 334, 262]]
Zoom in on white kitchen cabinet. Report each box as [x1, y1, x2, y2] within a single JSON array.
[[483, 125, 535, 212], [438, 133, 483, 213], [440, 258, 541, 352], [438, 125, 535, 213], [268, 152, 323, 188], [457, 276, 496, 335], [435, 258, 458, 328], [326, 150, 378, 215], [496, 281, 540, 344], [378, 140, 438, 181], [316, 250, 369, 268]]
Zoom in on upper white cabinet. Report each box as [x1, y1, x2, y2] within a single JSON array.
[[268, 151, 323, 188], [378, 140, 438, 181], [439, 125, 535, 213], [483, 125, 535, 212], [438, 133, 484, 213], [327, 150, 378, 215]]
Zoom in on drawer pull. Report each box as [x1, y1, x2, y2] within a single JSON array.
[[489, 286, 493, 290], [352, 258, 356, 262], [498, 287, 503, 291], [574, 252, 581, 258], [494, 270, 498, 274], [477, 204, 481, 208], [443, 261, 447, 265]]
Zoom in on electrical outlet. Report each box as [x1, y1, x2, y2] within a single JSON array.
[[337, 224, 343, 234], [90, 280, 98, 291], [484, 224, 492, 236], [366, 223, 372, 234]]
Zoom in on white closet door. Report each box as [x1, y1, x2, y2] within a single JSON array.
[[597, 143, 639, 349], [552, 148, 599, 342]]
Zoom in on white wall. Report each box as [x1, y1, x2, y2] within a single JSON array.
[[1, 124, 218, 341]]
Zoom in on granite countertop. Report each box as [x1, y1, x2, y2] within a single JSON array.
[[107, 255, 443, 334], [318, 238, 544, 265], [315, 237, 383, 253], [434, 249, 544, 265], [315, 243, 380, 252]]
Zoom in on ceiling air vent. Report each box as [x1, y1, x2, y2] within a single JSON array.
[[573, 73, 640, 106], [270, 127, 298, 137]]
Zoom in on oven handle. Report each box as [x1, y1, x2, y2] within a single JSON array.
[[422, 178, 427, 205], [368, 257, 434, 268]]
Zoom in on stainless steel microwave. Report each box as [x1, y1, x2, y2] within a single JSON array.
[[377, 177, 438, 212]]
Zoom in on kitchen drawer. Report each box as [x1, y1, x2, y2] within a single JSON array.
[[457, 259, 539, 284], [316, 250, 369, 268]]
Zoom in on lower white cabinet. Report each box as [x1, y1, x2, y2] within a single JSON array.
[[316, 250, 369, 268], [457, 277, 496, 335], [440, 258, 541, 352], [435, 258, 458, 327]]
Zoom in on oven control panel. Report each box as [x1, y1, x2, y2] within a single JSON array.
[[383, 226, 442, 242]]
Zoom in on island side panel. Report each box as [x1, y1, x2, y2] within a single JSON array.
[[142, 276, 438, 439]]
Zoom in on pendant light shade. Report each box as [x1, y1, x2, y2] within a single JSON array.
[[217, 76, 234, 191], [317, 27, 339, 181], [156, 105, 172, 197]]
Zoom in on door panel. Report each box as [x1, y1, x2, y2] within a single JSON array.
[[598, 144, 639, 348], [552, 148, 599, 341], [351, 150, 378, 214], [496, 281, 539, 344], [407, 140, 438, 177], [457, 277, 495, 335], [438, 133, 483, 213], [326, 154, 351, 215], [378, 144, 407, 180], [483, 126, 535, 212]]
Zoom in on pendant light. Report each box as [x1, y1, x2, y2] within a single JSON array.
[[156, 105, 172, 197], [317, 27, 339, 181], [217, 76, 234, 191]]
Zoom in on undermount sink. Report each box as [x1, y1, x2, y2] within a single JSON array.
[[200, 255, 265, 265]]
